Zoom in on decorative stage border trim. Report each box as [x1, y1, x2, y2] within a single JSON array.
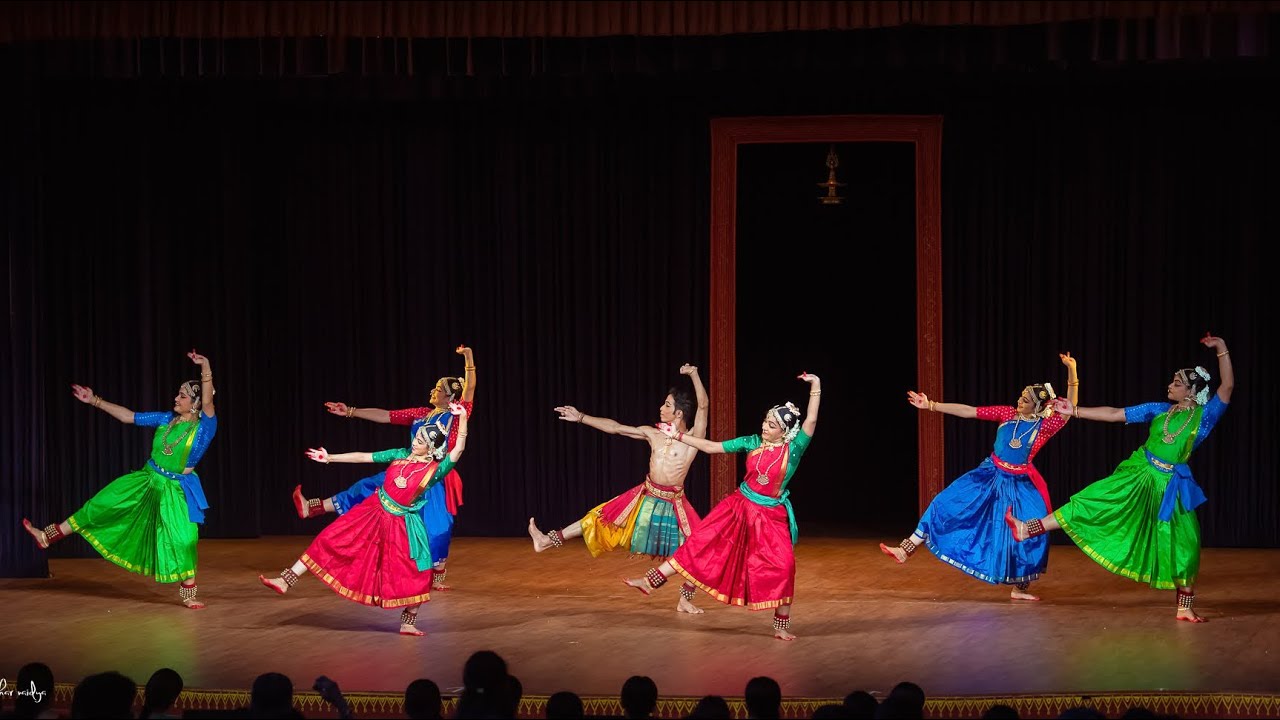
[[41, 684, 1280, 719]]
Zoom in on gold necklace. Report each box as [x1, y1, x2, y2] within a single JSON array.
[[393, 460, 431, 489], [752, 446, 784, 485], [1161, 404, 1195, 444], [1008, 417, 1040, 449], [160, 417, 197, 456]]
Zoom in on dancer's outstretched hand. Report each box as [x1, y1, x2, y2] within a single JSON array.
[[797, 371, 820, 385], [906, 390, 929, 410], [448, 401, 468, 417], [324, 402, 349, 417], [656, 422, 678, 438], [305, 447, 330, 464], [1052, 397, 1075, 415], [71, 384, 95, 403], [187, 349, 209, 366], [680, 363, 698, 376], [1200, 333, 1228, 352], [554, 405, 583, 423], [1059, 351, 1076, 370]]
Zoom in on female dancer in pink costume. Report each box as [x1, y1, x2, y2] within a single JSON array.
[[259, 403, 469, 636], [623, 372, 821, 640]]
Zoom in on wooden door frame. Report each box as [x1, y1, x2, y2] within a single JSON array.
[[708, 114, 944, 514]]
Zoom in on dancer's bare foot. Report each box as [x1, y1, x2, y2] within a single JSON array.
[[399, 609, 425, 635], [622, 577, 651, 595], [1005, 507, 1029, 542], [21, 519, 49, 549], [878, 542, 909, 564], [528, 517, 553, 552], [182, 596, 207, 610], [1010, 588, 1041, 601], [677, 596, 704, 614], [292, 485, 312, 519], [774, 627, 796, 641], [259, 574, 289, 595], [1176, 608, 1208, 623]]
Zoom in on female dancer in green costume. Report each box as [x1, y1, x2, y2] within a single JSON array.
[[23, 349, 219, 609], [1006, 334, 1234, 622]]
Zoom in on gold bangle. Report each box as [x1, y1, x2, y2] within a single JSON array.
[[457, 432, 468, 438], [928, 400, 936, 412], [1067, 381, 1079, 386], [201, 373, 213, 381], [465, 365, 476, 370], [93, 395, 103, 408], [809, 391, 821, 396], [1217, 351, 1229, 357], [1075, 407, 1084, 419], [346, 406, 357, 418]]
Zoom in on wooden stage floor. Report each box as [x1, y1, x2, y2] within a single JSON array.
[[2, 536, 1279, 718]]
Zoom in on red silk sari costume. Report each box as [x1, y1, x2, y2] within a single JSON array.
[[668, 430, 812, 610], [301, 450, 456, 608]]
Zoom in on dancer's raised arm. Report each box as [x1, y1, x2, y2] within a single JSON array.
[[682, 363, 710, 438], [1201, 334, 1233, 403], [798, 372, 821, 437]]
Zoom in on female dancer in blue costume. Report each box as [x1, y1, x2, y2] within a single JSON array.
[[878, 353, 1077, 601], [293, 344, 475, 590]]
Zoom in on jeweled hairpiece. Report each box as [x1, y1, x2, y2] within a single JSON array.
[[180, 381, 202, 407], [1023, 383, 1057, 418], [416, 419, 450, 459], [436, 376, 463, 401], [769, 401, 803, 442], [1176, 366, 1213, 406]]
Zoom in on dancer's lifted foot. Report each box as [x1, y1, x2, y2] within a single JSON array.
[[293, 486, 330, 519], [622, 576, 652, 595], [528, 517, 555, 552], [21, 518, 51, 549], [879, 543, 908, 564], [1005, 506, 1029, 542], [259, 567, 299, 595], [879, 536, 918, 564]]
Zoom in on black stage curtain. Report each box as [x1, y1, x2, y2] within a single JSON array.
[[4, 29, 1278, 576]]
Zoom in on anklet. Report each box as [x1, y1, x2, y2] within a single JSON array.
[[645, 568, 668, 589]]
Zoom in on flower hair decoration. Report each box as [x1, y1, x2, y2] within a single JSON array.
[[1177, 366, 1213, 406]]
